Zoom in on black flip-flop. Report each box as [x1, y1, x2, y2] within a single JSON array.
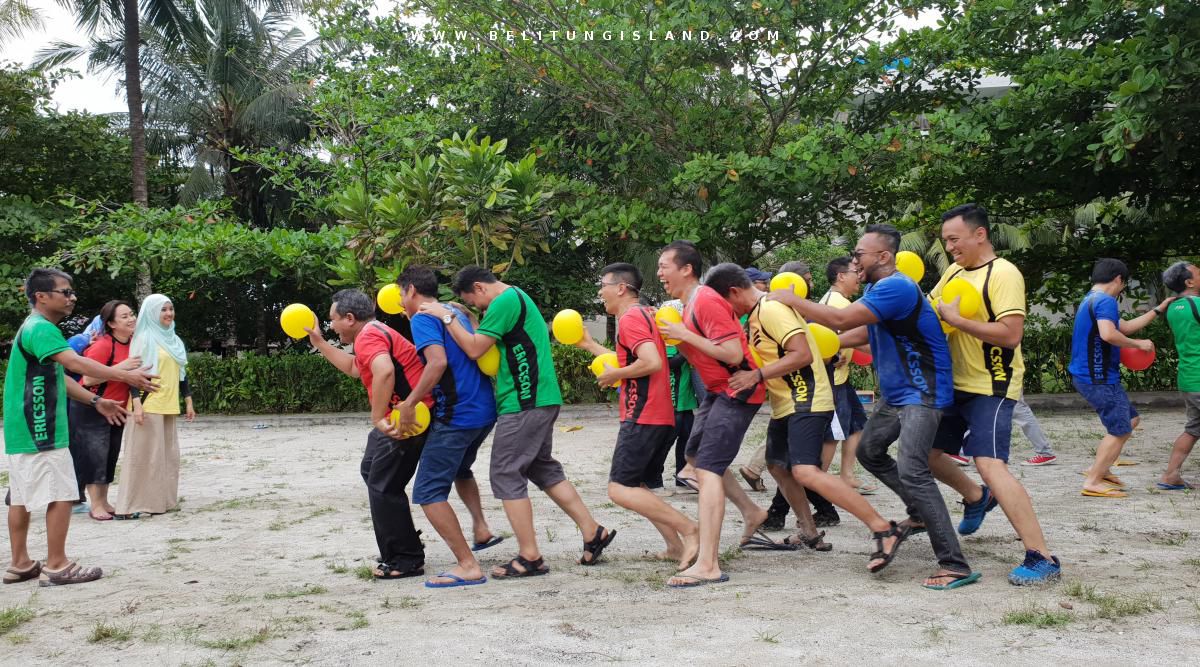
[[740, 528, 799, 551], [674, 475, 700, 493], [579, 526, 617, 565], [373, 563, 425, 580], [471, 535, 504, 552]]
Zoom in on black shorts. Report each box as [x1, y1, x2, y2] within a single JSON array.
[[825, 383, 869, 441], [767, 412, 834, 468], [685, 392, 762, 475], [610, 422, 675, 487]]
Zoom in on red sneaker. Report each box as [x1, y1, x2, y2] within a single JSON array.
[[946, 454, 971, 466], [1022, 454, 1058, 466]]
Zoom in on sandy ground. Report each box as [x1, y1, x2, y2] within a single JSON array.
[[2, 405, 1198, 666]]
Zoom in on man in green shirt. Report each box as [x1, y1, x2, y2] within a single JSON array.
[[4, 268, 157, 586], [419, 266, 614, 579], [1160, 261, 1200, 490]]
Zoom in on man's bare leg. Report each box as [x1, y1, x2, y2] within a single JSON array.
[[667, 468, 725, 585]]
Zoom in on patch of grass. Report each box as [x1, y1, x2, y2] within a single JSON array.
[[6, 633, 29, 645], [387, 596, 424, 609], [1064, 580, 1164, 620], [263, 583, 328, 600], [0, 471, 8, 487], [88, 621, 133, 643], [599, 502, 618, 509], [269, 505, 336, 531], [195, 493, 276, 513], [717, 545, 744, 567], [1148, 530, 1191, 547], [544, 526, 556, 542], [1133, 559, 1154, 572], [141, 624, 165, 643], [326, 560, 350, 575], [1002, 606, 1073, 628], [353, 564, 375, 581], [1078, 521, 1099, 532], [754, 629, 781, 644], [0, 604, 35, 637], [222, 593, 254, 605], [336, 610, 368, 631], [1184, 558, 1200, 572], [923, 624, 946, 644], [195, 627, 272, 651]]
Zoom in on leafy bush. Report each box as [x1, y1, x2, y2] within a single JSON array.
[[187, 352, 365, 414], [1023, 315, 1178, 394], [552, 344, 612, 405]]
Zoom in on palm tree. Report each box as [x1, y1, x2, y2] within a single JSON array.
[[0, 0, 44, 40], [42, 0, 315, 227]]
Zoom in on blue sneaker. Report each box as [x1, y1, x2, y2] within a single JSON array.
[[1008, 550, 1062, 585], [957, 484, 998, 535]]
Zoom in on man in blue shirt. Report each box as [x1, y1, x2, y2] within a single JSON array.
[[1068, 258, 1172, 498], [771, 224, 976, 589], [396, 265, 501, 588]]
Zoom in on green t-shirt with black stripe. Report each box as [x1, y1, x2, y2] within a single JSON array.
[[4, 313, 71, 454], [1166, 295, 1200, 392], [477, 286, 563, 414]]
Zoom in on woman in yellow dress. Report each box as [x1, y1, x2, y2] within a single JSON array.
[[114, 294, 195, 518]]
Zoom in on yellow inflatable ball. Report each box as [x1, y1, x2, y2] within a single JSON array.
[[280, 303, 317, 339], [589, 352, 621, 388], [477, 346, 500, 377], [389, 401, 430, 437], [769, 271, 808, 300], [748, 345, 764, 367], [930, 297, 955, 334], [655, 305, 683, 345], [895, 251, 926, 283], [807, 322, 841, 360], [552, 309, 584, 345], [942, 277, 982, 319], [376, 283, 404, 315]]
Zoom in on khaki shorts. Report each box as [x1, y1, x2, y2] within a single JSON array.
[[1184, 392, 1200, 437], [6, 448, 79, 510]]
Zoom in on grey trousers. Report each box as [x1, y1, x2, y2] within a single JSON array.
[[857, 402, 970, 573], [1012, 400, 1054, 456]]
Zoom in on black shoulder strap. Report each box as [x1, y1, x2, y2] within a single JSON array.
[[1185, 296, 1200, 325], [92, 336, 119, 399]]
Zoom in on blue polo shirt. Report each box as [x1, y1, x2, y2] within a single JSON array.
[[859, 272, 953, 409], [410, 309, 497, 429], [1068, 291, 1121, 385]]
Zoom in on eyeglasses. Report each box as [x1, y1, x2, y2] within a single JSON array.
[[597, 281, 639, 293], [44, 288, 77, 298], [849, 250, 883, 262]]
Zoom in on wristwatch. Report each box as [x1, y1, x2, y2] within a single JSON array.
[[442, 312, 455, 326], [90, 395, 101, 406]]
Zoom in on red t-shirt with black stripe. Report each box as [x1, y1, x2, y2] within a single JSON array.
[[353, 322, 433, 409], [616, 305, 675, 426], [679, 286, 765, 404]]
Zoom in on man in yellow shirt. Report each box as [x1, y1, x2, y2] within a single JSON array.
[[929, 203, 1060, 585], [818, 257, 875, 494], [708, 264, 908, 572]]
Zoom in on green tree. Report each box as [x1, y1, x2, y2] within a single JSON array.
[[0, 0, 43, 40]]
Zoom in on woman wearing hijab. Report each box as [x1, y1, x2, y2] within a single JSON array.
[[72, 300, 138, 521], [114, 294, 195, 519]]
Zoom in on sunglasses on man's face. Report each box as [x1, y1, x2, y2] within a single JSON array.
[[850, 250, 883, 262]]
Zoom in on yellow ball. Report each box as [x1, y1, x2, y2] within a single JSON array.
[[655, 305, 683, 345], [770, 272, 808, 299], [552, 309, 584, 345], [748, 345, 764, 367], [377, 283, 404, 315], [280, 303, 316, 339], [807, 322, 841, 360], [589, 352, 620, 387], [930, 297, 956, 334], [895, 251, 926, 283], [389, 401, 430, 437], [942, 277, 982, 319], [477, 346, 500, 377]]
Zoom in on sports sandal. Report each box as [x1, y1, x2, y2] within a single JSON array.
[[867, 521, 909, 573], [783, 530, 833, 552], [579, 526, 616, 565], [38, 561, 102, 587], [493, 555, 549, 579]]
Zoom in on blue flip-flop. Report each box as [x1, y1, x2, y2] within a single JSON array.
[[1155, 482, 1194, 491], [471, 535, 504, 552], [668, 573, 729, 588], [425, 572, 488, 588], [922, 571, 982, 590]]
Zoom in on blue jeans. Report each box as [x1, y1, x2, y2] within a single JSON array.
[[412, 422, 494, 505], [857, 402, 970, 573]]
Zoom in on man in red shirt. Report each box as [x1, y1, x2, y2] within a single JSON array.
[[656, 241, 777, 587], [305, 289, 432, 580], [575, 263, 700, 570]]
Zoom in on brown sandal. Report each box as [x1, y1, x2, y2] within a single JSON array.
[[38, 561, 102, 587], [4, 561, 41, 584]]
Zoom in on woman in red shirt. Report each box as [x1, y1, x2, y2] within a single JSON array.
[[73, 300, 136, 521]]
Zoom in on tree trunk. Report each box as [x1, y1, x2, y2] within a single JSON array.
[[124, 0, 152, 299], [255, 284, 269, 355]]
